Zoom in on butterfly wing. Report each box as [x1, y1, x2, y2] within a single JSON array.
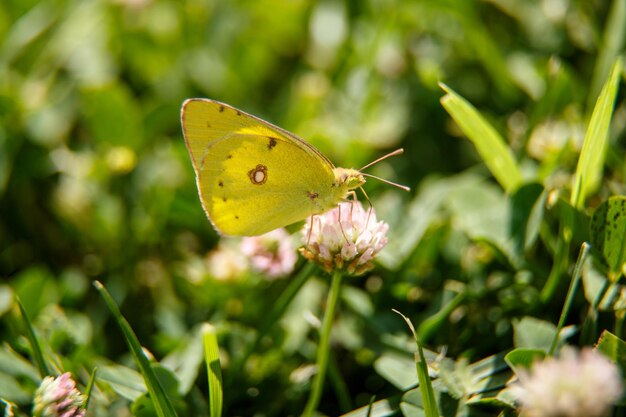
[[181, 98, 340, 236]]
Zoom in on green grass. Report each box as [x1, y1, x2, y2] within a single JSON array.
[[1, 1, 626, 416]]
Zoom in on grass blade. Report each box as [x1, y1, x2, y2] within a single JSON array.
[[393, 310, 439, 417], [571, 59, 622, 209], [84, 367, 98, 412], [94, 281, 178, 417], [440, 83, 522, 193], [202, 323, 223, 417], [588, 0, 626, 109], [549, 243, 589, 355], [16, 297, 50, 378]]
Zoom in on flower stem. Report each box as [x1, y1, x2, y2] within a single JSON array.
[[302, 270, 343, 417]]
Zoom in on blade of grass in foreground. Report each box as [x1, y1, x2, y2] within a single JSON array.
[[440, 83, 522, 193], [94, 281, 178, 417], [16, 297, 50, 378], [549, 243, 590, 355], [202, 323, 223, 417], [588, 0, 626, 109], [542, 60, 621, 303], [393, 310, 439, 417], [84, 367, 98, 412], [571, 59, 622, 209]]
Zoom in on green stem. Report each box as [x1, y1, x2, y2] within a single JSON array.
[[549, 243, 589, 355], [302, 270, 343, 417], [328, 350, 352, 413]]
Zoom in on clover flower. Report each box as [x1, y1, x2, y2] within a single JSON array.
[[33, 373, 86, 417], [240, 228, 297, 279], [300, 201, 389, 275], [205, 243, 248, 281], [511, 347, 623, 417]]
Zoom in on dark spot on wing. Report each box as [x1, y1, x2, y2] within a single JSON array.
[[218, 180, 224, 187], [268, 137, 277, 150], [227, 154, 233, 159], [236, 110, 241, 116], [207, 122, 212, 128], [307, 191, 319, 200], [219, 105, 225, 112], [235, 215, 239, 220]]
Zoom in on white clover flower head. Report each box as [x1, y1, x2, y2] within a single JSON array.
[[511, 347, 623, 417], [33, 372, 85, 417], [205, 244, 248, 281], [300, 201, 389, 276], [240, 228, 297, 279]]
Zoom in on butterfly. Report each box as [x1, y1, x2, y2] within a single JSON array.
[[181, 98, 407, 236]]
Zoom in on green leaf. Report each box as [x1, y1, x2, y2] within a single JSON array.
[[0, 343, 39, 382], [439, 83, 522, 193], [444, 177, 522, 267], [504, 348, 546, 374], [465, 352, 511, 395], [571, 59, 622, 208], [161, 326, 205, 395], [97, 365, 146, 401], [400, 388, 461, 417], [203, 323, 223, 417], [374, 353, 419, 391], [339, 397, 397, 417], [596, 330, 626, 378], [590, 196, 626, 277], [94, 281, 178, 417], [512, 317, 557, 351], [0, 373, 31, 403], [378, 175, 456, 269], [581, 256, 614, 309]]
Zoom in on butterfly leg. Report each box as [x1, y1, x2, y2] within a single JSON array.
[[306, 215, 315, 245], [358, 186, 374, 229], [337, 203, 349, 242], [346, 190, 358, 201]]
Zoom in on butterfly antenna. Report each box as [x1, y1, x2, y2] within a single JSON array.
[[359, 148, 405, 171], [361, 173, 411, 192], [359, 148, 410, 191]]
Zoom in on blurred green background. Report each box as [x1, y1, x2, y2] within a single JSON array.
[[1, 0, 625, 416]]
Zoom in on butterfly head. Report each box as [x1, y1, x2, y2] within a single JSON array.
[[333, 168, 366, 191]]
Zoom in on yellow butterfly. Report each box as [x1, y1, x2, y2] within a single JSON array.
[[181, 98, 407, 236]]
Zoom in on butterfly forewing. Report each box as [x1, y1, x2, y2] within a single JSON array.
[[181, 99, 341, 236]]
